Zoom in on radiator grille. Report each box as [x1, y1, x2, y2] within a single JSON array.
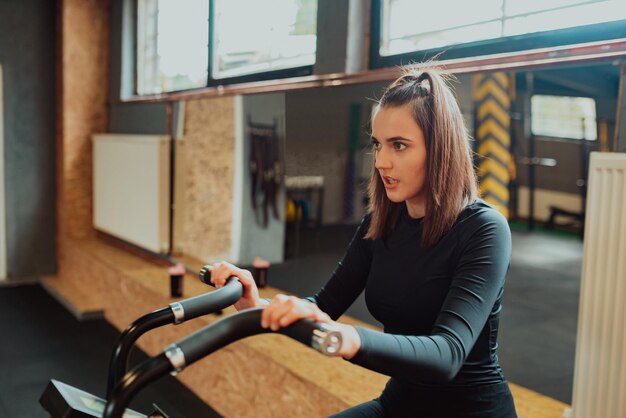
[[572, 152, 626, 418], [92, 134, 170, 253]]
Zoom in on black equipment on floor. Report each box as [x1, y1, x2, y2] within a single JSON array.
[[40, 380, 147, 418], [103, 307, 343, 418], [40, 267, 242, 418]]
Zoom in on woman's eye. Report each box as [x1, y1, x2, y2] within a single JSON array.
[[393, 142, 406, 151], [371, 140, 381, 150]]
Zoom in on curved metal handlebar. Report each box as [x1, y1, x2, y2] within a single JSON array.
[[169, 307, 342, 368], [103, 307, 342, 418], [168, 276, 242, 324], [106, 269, 242, 399]]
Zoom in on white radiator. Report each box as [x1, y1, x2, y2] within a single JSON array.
[[572, 152, 626, 418], [92, 134, 170, 254]]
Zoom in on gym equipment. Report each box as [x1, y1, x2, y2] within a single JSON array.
[[103, 307, 343, 418], [106, 267, 241, 398], [40, 266, 242, 418], [248, 118, 282, 228]]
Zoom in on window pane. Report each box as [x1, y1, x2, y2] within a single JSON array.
[[387, 21, 502, 55], [504, 0, 598, 17], [380, 0, 626, 58], [531, 95, 597, 140], [213, 0, 317, 79], [504, 1, 626, 37], [381, 0, 503, 56], [137, 0, 208, 94]]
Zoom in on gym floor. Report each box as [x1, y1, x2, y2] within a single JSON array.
[[0, 225, 581, 417], [0, 285, 221, 418]]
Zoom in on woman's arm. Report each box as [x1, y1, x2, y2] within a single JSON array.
[[305, 215, 374, 320], [260, 215, 374, 357]]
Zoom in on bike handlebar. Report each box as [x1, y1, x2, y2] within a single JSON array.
[[106, 268, 242, 398], [104, 307, 342, 418]]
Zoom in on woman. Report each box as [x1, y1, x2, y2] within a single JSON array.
[[211, 66, 517, 417]]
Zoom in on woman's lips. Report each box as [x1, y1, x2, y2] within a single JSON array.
[[382, 175, 399, 190]]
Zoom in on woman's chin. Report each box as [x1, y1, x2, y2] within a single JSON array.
[[384, 191, 405, 203]]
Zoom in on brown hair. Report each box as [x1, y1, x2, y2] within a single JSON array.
[[365, 65, 477, 248]]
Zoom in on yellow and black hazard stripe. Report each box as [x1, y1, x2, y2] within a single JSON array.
[[472, 72, 511, 218]]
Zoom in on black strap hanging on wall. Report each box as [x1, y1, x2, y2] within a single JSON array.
[[248, 117, 282, 228]]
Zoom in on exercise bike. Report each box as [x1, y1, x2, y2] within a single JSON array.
[[39, 266, 242, 417], [40, 267, 342, 417], [103, 306, 342, 418]]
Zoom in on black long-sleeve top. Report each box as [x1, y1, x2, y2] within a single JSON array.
[[308, 200, 512, 387]]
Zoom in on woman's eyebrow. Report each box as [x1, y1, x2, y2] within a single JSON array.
[[371, 135, 412, 142]]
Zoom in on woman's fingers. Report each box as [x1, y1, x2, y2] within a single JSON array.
[[208, 261, 233, 287], [207, 261, 261, 311], [262, 294, 292, 329], [312, 310, 331, 323], [209, 261, 253, 289], [262, 295, 330, 330]]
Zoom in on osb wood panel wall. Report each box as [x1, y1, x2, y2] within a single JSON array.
[[58, 0, 110, 242], [176, 96, 235, 261]]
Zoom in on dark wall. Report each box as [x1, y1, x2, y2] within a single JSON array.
[[109, 103, 168, 134], [515, 138, 598, 194], [0, 0, 57, 280], [314, 0, 349, 74]]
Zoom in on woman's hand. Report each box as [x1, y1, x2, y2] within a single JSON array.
[[262, 294, 361, 359], [208, 261, 268, 311]]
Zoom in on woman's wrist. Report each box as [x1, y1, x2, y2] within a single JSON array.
[[336, 324, 361, 360], [234, 297, 268, 311]]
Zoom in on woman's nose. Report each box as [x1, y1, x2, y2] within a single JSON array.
[[374, 149, 391, 169]]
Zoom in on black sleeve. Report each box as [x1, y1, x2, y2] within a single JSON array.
[[349, 209, 512, 384], [305, 215, 373, 320]]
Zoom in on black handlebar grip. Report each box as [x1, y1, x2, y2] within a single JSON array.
[[170, 277, 243, 322], [168, 308, 342, 369]]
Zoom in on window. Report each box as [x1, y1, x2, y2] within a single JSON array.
[[373, 0, 626, 65], [213, 0, 317, 79], [531, 95, 597, 140], [137, 0, 209, 95], [136, 0, 317, 95]]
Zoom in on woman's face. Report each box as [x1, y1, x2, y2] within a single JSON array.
[[371, 104, 428, 217]]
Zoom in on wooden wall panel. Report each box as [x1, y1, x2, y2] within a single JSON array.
[[176, 96, 235, 260], [57, 0, 110, 241]]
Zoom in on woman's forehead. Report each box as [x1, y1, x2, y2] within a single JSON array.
[[372, 105, 422, 136]]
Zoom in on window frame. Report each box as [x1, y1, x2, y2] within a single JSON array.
[[133, 0, 317, 96], [369, 0, 626, 69]]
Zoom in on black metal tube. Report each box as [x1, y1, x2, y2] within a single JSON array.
[[528, 133, 536, 231], [103, 308, 342, 418], [174, 277, 242, 320], [104, 354, 172, 418], [174, 308, 330, 366], [106, 277, 243, 399], [106, 308, 174, 400]]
